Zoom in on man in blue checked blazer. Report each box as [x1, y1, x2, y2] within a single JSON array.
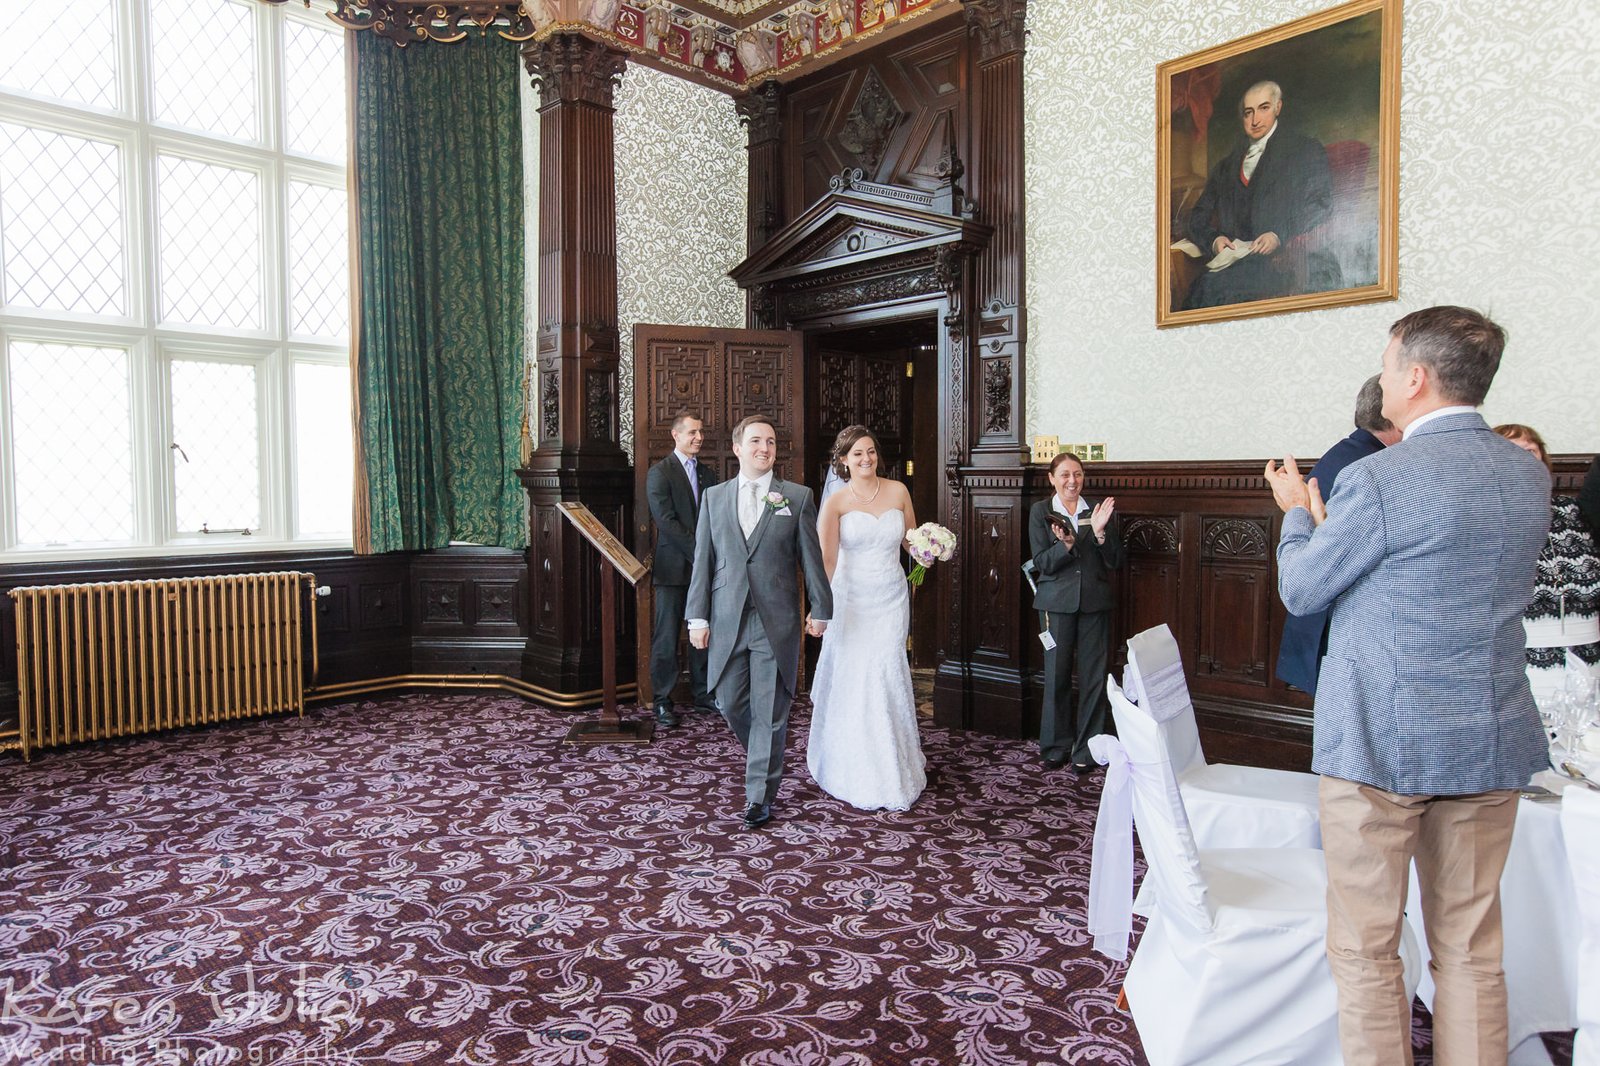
[[1266, 306, 1550, 1066]]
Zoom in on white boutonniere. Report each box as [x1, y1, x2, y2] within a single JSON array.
[[765, 491, 792, 516]]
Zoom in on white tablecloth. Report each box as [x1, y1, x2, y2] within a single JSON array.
[[1405, 787, 1582, 1064]]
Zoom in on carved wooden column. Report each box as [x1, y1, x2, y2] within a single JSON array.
[[932, 0, 1033, 731], [736, 81, 783, 329], [517, 34, 636, 700], [964, 0, 1027, 467]]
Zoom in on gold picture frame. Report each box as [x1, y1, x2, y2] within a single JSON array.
[[1157, 0, 1401, 328]]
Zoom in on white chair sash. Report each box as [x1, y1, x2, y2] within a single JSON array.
[[1088, 732, 1136, 960]]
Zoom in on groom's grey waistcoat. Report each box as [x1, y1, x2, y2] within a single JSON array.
[[685, 477, 833, 693]]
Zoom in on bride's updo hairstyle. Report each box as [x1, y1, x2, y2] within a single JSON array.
[[831, 424, 883, 480]]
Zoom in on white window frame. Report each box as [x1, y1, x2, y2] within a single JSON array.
[[0, 0, 352, 562]]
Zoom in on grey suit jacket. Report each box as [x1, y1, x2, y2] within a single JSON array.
[[684, 477, 833, 694], [1277, 411, 1551, 795]]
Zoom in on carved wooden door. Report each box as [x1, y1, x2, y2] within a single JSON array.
[[811, 347, 912, 480], [631, 324, 804, 703]]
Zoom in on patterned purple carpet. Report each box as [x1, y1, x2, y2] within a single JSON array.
[[0, 695, 1565, 1064]]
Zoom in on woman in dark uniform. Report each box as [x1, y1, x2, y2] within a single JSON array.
[[1027, 452, 1122, 772]]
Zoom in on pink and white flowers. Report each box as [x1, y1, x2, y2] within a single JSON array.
[[905, 522, 956, 586]]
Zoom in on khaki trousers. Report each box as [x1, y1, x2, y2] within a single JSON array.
[[1319, 776, 1519, 1066]]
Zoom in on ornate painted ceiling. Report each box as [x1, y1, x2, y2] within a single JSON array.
[[285, 0, 962, 91]]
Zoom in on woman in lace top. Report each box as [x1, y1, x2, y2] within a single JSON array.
[[1494, 423, 1600, 703]]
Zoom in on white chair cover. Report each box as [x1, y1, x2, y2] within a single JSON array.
[[1563, 787, 1600, 1066], [1103, 677, 1422, 1066], [1125, 623, 1322, 850]]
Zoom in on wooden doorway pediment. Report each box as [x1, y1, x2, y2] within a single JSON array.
[[729, 168, 991, 298]]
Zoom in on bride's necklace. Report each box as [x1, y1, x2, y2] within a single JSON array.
[[848, 477, 881, 504]]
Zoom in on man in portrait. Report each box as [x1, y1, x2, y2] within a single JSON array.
[[1182, 80, 1339, 310]]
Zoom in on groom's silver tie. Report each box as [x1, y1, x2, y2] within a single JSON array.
[[740, 481, 760, 539]]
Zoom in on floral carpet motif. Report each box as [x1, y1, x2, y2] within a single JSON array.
[[0, 695, 1565, 1065]]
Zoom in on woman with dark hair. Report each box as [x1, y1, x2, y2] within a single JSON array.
[[1027, 451, 1122, 772], [806, 425, 926, 810], [1493, 423, 1600, 705]]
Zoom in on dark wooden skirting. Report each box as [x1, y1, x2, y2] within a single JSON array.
[[0, 545, 529, 744]]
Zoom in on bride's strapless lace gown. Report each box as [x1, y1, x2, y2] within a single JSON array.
[[807, 507, 927, 811]]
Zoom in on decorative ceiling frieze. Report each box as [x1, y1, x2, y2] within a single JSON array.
[[265, 0, 964, 91]]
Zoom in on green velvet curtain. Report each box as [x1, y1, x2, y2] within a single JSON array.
[[352, 33, 526, 553]]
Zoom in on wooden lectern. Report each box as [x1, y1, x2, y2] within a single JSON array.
[[555, 502, 655, 745]]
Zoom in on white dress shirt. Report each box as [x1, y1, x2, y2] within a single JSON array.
[[1401, 405, 1476, 441], [687, 470, 774, 632]]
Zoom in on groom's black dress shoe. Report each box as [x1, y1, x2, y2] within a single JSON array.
[[1042, 752, 1069, 770], [1071, 760, 1096, 775], [653, 703, 679, 728], [741, 802, 772, 829]]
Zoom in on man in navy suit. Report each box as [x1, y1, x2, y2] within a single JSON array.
[[1267, 307, 1550, 1066], [646, 411, 718, 728], [1275, 374, 1399, 694], [1183, 80, 1338, 310]]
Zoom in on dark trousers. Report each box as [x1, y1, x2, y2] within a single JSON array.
[[650, 583, 708, 707], [1039, 608, 1111, 764]]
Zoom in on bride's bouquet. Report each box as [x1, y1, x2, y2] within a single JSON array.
[[906, 522, 957, 587]]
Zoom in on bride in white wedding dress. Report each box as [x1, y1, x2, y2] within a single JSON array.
[[807, 425, 927, 811]]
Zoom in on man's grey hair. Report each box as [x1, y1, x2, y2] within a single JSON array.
[[1354, 374, 1393, 434], [1388, 305, 1507, 407], [1243, 80, 1283, 106]]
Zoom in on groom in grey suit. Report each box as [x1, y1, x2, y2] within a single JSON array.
[[686, 416, 833, 830]]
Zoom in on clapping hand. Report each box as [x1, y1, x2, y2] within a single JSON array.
[[1264, 457, 1327, 526], [1089, 497, 1116, 540]]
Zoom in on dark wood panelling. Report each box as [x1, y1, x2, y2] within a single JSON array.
[[1009, 454, 1597, 768], [0, 546, 530, 742], [411, 547, 528, 675], [781, 21, 967, 218]]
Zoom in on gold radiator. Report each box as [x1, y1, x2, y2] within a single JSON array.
[[9, 572, 318, 760]]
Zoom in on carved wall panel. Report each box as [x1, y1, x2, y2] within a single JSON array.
[[531, 504, 560, 640], [782, 22, 967, 220], [1117, 514, 1181, 661], [361, 583, 404, 629], [477, 583, 520, 625], [727, 344, 795, 438], [1197, 565, 1269, 686], [585, 370, 614, 441], [816, 349, 859, 437], [648, 341, 719, 430], [1202, 517, 1269, 560], [981, 357, 1010, 434], [862, 356, 902, 442], [420, 580, 464, 624], [973, 504, 1015, 656], [541, 370, 560, 442]]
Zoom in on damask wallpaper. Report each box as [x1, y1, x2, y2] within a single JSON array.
[[1023, 0, 1600, 460], [614, 64, 749, 457]]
